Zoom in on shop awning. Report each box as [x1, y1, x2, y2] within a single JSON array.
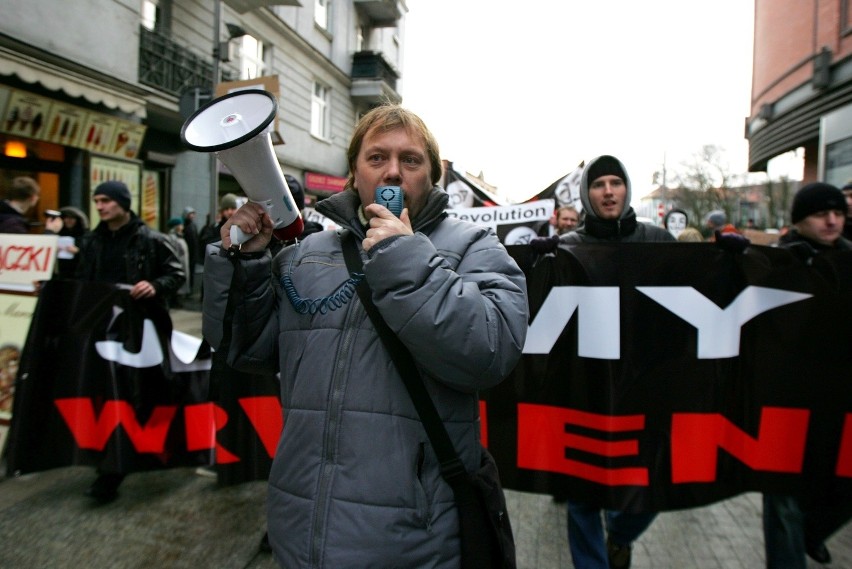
[[0, 47, 146, 119]]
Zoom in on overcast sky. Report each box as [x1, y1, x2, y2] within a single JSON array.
[[401, 1, 761, 203]]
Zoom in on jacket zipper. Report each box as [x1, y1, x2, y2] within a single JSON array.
[[309, 291, 363, 567]]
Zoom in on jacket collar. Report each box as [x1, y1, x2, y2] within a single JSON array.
[[316, 186, 449, 239]]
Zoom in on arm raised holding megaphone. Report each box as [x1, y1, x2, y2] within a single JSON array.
[[220, 201, 275, 251], [180, 89, 304, 249]]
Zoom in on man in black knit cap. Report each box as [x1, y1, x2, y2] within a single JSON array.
[[764, 181, 850, 568], [75, 180, 185, 502], [776, 181, 850, 262]]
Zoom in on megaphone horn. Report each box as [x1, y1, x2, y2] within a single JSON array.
[[180, 89, 304, 244]]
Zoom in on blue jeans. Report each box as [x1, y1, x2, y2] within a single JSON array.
[[567, 501, 657, 569]]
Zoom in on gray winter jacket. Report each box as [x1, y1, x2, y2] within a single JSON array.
[[202, 186, 528, 568]]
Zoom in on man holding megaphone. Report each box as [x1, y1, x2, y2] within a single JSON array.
[[200, 104, 528, 568]]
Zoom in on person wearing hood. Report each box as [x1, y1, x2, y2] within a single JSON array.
[[54, 206, 89, 278], [202, 104, 528, 568], [558, 155, 672, 569], [562, 155, 674, 245], [74, 180, 185, 502]]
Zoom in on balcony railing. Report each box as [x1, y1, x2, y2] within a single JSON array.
[[351, 51, 398, 90], [138, 26, 235, 97]]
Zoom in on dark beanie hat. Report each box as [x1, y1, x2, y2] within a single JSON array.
[[586, 155, 626, 185], [167, 216, 184, 228], [791, 182, 848, 223], [93, 180, 132, 212], [285, 174, 305, 211]]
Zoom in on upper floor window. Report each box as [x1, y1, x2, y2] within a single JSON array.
[[311, 82, 330, 139], [141, 0, 160, 31], [315, 0, 329, 30], [238, 35, 266, 80]]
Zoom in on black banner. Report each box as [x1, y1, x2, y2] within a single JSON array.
[[4, 279, 279, 482], [490, 243, 852, 513], [7, 246, 852, 514]]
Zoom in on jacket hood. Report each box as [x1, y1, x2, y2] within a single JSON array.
[[59, 206, 89, 229], [578, 155, 632, 222], [315, 185, 449, 238]]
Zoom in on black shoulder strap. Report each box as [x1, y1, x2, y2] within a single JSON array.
[[340, 232, 469, 487]]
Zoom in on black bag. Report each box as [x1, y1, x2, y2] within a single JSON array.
[[457, 447, 516, 569], [341, 233, 516, 569]]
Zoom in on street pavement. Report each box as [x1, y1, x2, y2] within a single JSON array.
[[0, 307, 847, 568]]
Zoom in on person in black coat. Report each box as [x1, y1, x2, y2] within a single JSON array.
[[0, 177, 40, 234], [181, 206, 200, 292], [74, 180, 185, 502], [765, 182, 851, 567]]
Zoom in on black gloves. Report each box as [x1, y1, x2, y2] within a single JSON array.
[[529, 235, 560, 254], [714, 230, 750, 253]]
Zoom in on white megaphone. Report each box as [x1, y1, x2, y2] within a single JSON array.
[[180, 89, 303, 245]]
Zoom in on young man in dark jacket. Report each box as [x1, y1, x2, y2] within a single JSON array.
[[562, 155, 674, 245], [765, 181, 851, 568], [75, 180, 185, 501], [551, 155, 673, 569]]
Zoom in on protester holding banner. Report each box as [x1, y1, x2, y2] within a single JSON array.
[[74, 180, 185, 501], [0, 176, 41, 234], [553, 155, 673, 569], [764, 181, 851, 567], [202, 104, 528, 568]]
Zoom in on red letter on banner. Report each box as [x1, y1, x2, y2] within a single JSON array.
[[671, 407, 809, 483], [54, 398, 176, 453], [836, 413, 852, 478], [238, 396, 284, 458], [480, 400, 488, 448], [184, 403, 240, 463], [517, 403, 648, 486]]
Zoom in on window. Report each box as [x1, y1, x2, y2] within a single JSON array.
[[311, 82, 330, 139], [315, 0, 329, 30], [238, 35, 266, 80], [141, 0, 160, 31]]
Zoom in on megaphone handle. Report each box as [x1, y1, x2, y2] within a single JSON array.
[[230, 224, 251, 246]]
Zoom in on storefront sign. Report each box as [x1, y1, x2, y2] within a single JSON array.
[[43, 102, 87, 146], [80, 113, 119, 154], [0, 87, 146, 159], [0, 233, 58, 287], [141, 169, 161, 229], [305, 171, 347, 193], [2, 90, 52, 140]]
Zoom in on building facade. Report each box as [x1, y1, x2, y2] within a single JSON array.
[[0, 0, 407, 232], [748, 0, 852, 187]]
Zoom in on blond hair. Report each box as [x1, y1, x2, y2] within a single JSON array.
[[345, 105, 442, 192]]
